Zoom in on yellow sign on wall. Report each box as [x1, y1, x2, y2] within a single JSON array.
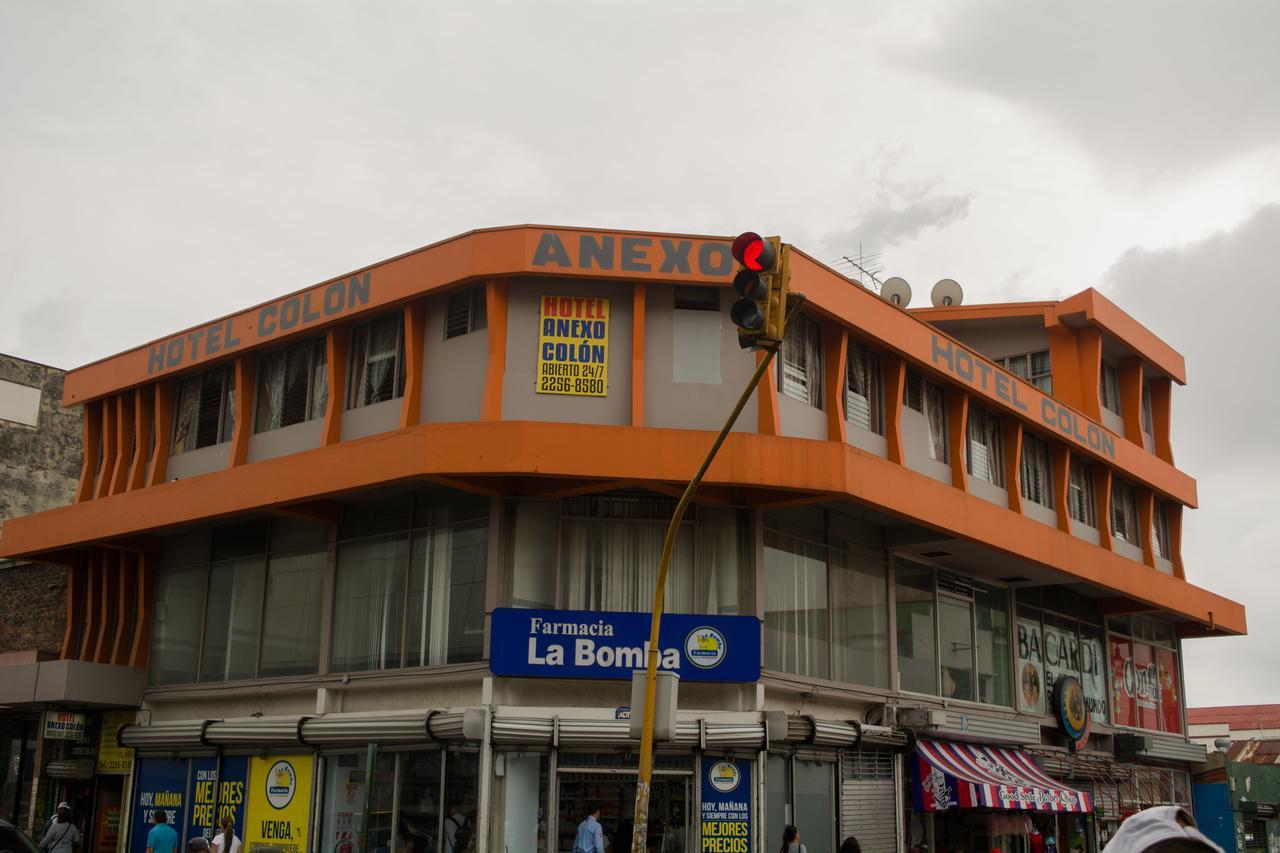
[[246, 754, 312, 853], [96, 710, 136, 774], [536, 295, 609, 396]]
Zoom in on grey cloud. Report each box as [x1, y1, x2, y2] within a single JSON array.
[[914, 0, 1280, 178], [827, 191, 973, 259]]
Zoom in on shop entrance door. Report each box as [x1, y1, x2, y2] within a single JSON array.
[[556, 764, 691, 853]]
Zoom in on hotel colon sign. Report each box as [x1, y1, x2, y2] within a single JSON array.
[[0, 225, 1243, 853]]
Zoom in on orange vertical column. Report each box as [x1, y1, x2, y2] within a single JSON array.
[[1168, 504, 1187, 580], [948, 392, 969, 490], [75, 401, 102, 502], [1137, 489, 1157, 568], [109, 389, 135, 495], [824, 325, 847, 443], [631, 283, 646, 427], [78, 549, 102, 661], [229, 356, 256, 467], [1051, 446, 1072, 533], [148, 382, 175, 486], [882, 354, 906, 465], [1047, 324, 1084, 412], [95, 397, 118, 499], [1076, 327, 1104, 421], [1149, 377, 1175, 465], [1118, 357, 1144, 444], [110, 552, 135, 665], [93, 549, 118, 663], [482, 280, 509, 422], [130, 551, 159, 669], [128, 387, 153, 490], [1003, 416, 1024, 514], [60, 553, 87, 659], [401, 301, 427, 428], [323, 327, 349, 445], [757, 350, 781, 435], [1094, 465, 1113, 551]]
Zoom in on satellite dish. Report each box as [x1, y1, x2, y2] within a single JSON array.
[[880, 277, 912, 307], [931, 278, 964, 307]]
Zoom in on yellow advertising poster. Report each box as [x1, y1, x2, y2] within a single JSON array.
[[536, 295, 609, 396], [246, 754, 312, 853], [96, 710, 136, 774]]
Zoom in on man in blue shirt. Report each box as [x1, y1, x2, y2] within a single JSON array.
[[146, 810, 179, 853], [572, 805, 605, 853]]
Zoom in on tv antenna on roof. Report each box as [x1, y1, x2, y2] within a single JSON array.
[[931, 278, 964, 307], [833, 243, 885, 292]]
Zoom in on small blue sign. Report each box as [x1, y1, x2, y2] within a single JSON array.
[[701, 757, 752, 851], [489, 608, 761, 683]]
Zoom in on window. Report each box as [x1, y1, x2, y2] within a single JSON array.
[[895, 560, 937, 695], [148, 519, 326, 686], [1153, 501, 1172, 560], [1101, 361, 1121, 414], [1015, 590, 1108, 723], [997, 350, 1052, 394], [831, 540, 889, 688], [779, 313, 822, 407], [173, 365, 235, 452], [1068, 458, 1096, 526], [1141, 382, 1154, 435], [764, 530, 828, 679], [906, 371, 948, 461], [445, 286, 487, 338], [673, 286, 721, 384], [904, 370, 924, 412], [966, 405, 1003, 486], [845, 339, 883, 434], [1111, 477, 1139, 544], [347, 313, 406, 409], [1108, 616, 1183, 733], [254, 337, 327, 433], [331, 490, 488, 673], [1020, 433, 1053, 508]]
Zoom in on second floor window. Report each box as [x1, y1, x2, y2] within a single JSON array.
[[173, 365, 235, 452], [966, 405, 1003, 486], [907, 371, 949, 463], [1111, 477, 1139, 544], [255, 337, 327, 433], [1141, 382, 1154, 435], [1068, 458, 1096, 526], [1101, 361, 1121, 414], [780, 314, 822, 407], [845, 339, 882, 434], [445, 286, 487, 339], [998, 350, 1052, 394], [1020, 433, 1054, 508], [347, 313, 406, 409], [1153, 501, 1172, 560]]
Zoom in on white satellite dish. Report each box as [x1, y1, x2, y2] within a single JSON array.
[[931, 278, 964, 307], [880, 277, 912, 307]]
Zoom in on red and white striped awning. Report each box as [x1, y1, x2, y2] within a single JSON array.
[[911, 739, 1093, 813]]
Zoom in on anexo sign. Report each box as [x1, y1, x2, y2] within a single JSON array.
[[489, 608, 761, 683]]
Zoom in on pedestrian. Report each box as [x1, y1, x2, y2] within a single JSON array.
[[145, 810, 179, 853], [442, 804, 473, 853], [209, 817, 240, 853], [37, 802, 79, 853], [779, 824, 806, 853], [572, 805, 606, 853], [839, 837, 862, 853], [1102, 805, 1223, 852], [186, 837, 210, 853]]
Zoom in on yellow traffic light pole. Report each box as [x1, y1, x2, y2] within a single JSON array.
[[629, 293, 805, 853]]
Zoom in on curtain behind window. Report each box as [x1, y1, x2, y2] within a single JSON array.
[[845, 341, 881, 433], [561, 516, 694, 613], [1020, 434, 1053, 507], [781, 315, 822, 407], [764, 531, 829, 678], [406, 516, 487, 666], [966, 406, 1002, 485], [924, 382, 947, 462], [695, 507, 751, 615], [332, 534, 408, 672]]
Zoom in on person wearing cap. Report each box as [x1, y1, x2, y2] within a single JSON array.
[[186, 836, 211, 853], [1103, 805, 1225, 852], [37, 802, 80, 853]]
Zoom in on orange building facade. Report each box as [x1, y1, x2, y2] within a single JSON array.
[[0, 225, 1244, 853]]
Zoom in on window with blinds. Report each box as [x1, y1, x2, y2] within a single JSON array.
[[997, 350, 1052, 394], [173, 365, 236, 452], [445, 287, 487, 339], [1153, 501, 1172, 560], [1068, 458, 1096, 526], [347, 313, 406, 409], [845, 339, 883, 434], [779, 313, 822, 408], [255, 337, 327, 433], [1100, 361, 1121, 414], [1111, 478, 1139, 544], [1020, 433, 1053, 508], [1141, 382, 1154, 435], [904, 369, 947, 462], [904, 370, 924, 412], [966, 405, 1003, 486]]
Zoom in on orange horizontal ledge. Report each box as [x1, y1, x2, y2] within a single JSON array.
[[0, 420, 1243, 636]]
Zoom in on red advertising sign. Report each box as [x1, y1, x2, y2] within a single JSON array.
[[1109, 636, 1182, 734], [1156, 647, 1182, 734], [1110, 637, 1135, 728]]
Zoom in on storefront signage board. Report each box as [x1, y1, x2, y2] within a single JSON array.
[[536, 295, 609, 396], [186, 756, 248, 843], [246, 754, 313, 853], [1016, 619, 1107, 723], [700, 757, 751, 853], [43, 711, 87, 740], [1109, 637, 1182, 733], [490, 608, 761, 683], [96, 710, 136, 774], [130, 758, 188, 853]]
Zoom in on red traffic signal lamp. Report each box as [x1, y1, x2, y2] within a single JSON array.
[[730, 232, 789, 348]]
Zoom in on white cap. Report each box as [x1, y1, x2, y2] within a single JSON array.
[[1103, 805, 1224, 852], [57, 802, 71, 810]]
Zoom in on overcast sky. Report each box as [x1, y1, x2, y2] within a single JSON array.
[[2, 1, 1277, 707]]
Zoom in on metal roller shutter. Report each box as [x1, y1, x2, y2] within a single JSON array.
[[839, 749, 898, 853]]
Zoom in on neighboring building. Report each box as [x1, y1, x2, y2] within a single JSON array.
[[1193, 739, 1280, 852], [1191, 706, 1280, 747], [0, 226, 1246, 853]]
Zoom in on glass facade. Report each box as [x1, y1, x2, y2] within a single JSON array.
[[1015, 588, 1109, 723]]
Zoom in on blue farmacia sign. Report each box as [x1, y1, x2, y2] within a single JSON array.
[[489, 608, 761, 683]]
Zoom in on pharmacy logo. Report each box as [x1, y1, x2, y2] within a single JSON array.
[[684, 627, 727, 669], [266, 760, 296, 809], [708, 761, 741, 794]]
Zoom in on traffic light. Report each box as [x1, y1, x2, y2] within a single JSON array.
[[730, 232, 790, 348]]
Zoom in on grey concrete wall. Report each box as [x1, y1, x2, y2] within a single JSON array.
[[1102, 407, 1125, 436], [422, 293, 487, 424], [503, 278, 632, 426], [643, 284, 758, 433], [1155, 556, 1174, 575], [1069, 518, 1101, 545], [1113, 538, 1145, 564], [247, 418, 324, 463], [847, 424, 888, 457], [1023, 500, 1058, 529], [168, 441, 231, 480], [0, 355, 80, 535], [779, 394, 827, 441], [901, 407, 952, 484], [937, 320, 1050, 363], [341, 397, 401, 440], [968, 476, 1009, 509]]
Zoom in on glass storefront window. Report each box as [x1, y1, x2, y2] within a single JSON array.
[[830, 544, 889, 688], [200, 555, 266, 682], [792, 759, 835, 853], [765, 754, 791, 853], [441, 749, 480, 852], [939, 595, 975, 701], [332, 534, 409, 673], [406, 515, 488, 667], [895, 560, 937, 695], [149, 560, 207, 686], [491, 753, 548, 853], [976, 586, 1011, 706], [397, 750, 443, 851], [1080, 623, 1108, 725], [764, 530, 829, 678], [259, 547, 325, 677]]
